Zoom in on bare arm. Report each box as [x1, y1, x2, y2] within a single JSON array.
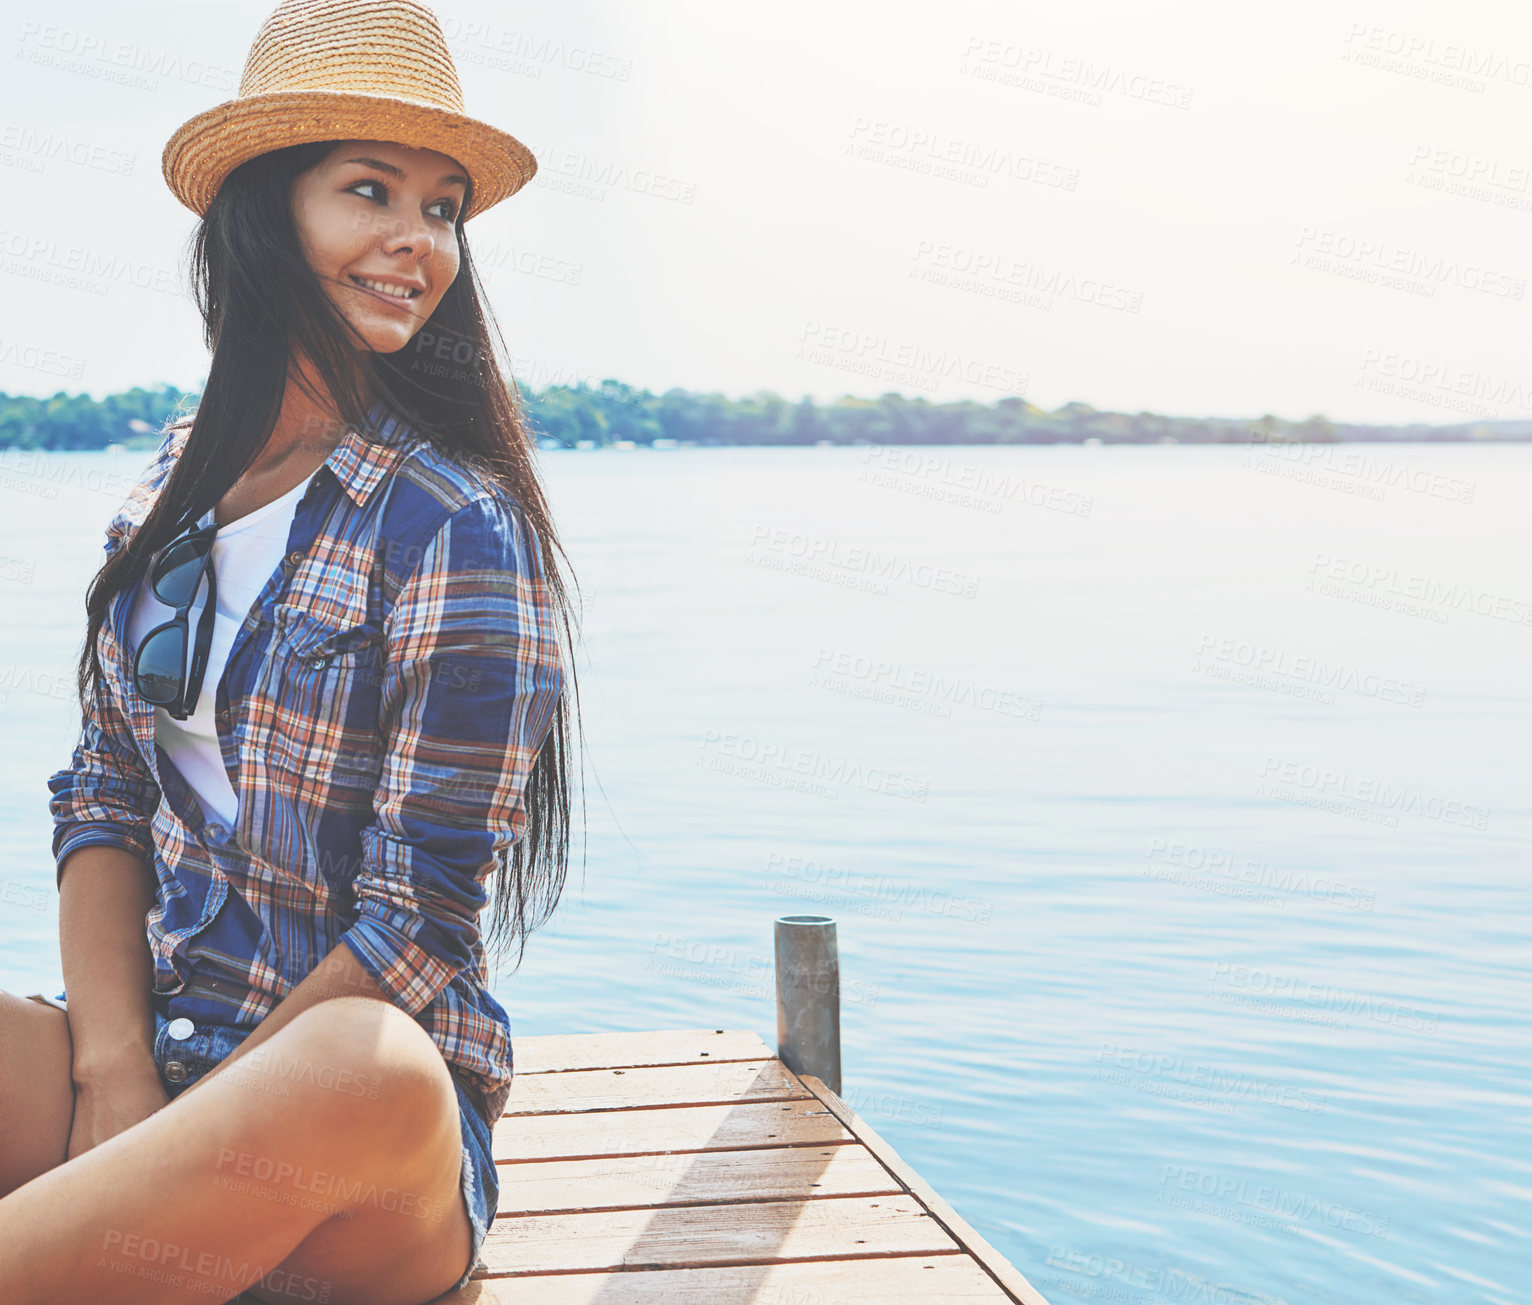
[[172, 941, 391, 1103], [57, 844, 173, 1158], [57, 845, 160, 1087], [60, 855, 391, 1107]]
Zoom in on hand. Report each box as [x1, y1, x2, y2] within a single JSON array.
[[67, 1059, 171, 1161]]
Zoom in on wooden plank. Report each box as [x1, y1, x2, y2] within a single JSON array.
[[514, 1029, 773, 1075], [798, 1075, 1049, 1305], [505, 1060, 809, 1116], [479, 1194, 960, 1276], [492, 1144, 903, 1215], [428, 1254, 1017, 1303], [192, 1036, 1039, 1305], [494, 1100, 853, 1164]]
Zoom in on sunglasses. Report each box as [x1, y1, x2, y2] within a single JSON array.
[[133, 519, 220, 721]]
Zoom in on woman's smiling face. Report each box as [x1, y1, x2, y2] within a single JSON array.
[[291, 138, 467, 353]]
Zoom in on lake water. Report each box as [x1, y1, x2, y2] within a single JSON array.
[[1, 441, 1526, 1305]]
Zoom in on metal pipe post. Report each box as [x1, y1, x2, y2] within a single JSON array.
[[774, 914, 841, 1094]]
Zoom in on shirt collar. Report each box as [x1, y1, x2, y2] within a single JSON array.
[[158, 400, 414, 515], [319, 400, 415, 508]]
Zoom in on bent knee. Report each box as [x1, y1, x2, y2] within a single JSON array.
[[224, 999, 460, 1186], [261, 998, 454, 1128]]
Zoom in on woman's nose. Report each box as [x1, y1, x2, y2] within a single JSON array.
[[380, 212, 435, 257]]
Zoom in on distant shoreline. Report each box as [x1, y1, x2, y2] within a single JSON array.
[[3, 381, 1530, 451]]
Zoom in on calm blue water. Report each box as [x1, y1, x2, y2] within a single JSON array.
[[2, 442, 1527, 1304]]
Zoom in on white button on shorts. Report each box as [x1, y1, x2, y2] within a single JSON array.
[[167, 1017, 196, 1041]]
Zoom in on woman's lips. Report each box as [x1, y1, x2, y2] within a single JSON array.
[[349, 277, 419, 313]]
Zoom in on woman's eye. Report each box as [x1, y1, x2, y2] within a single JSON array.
[[347, 180, 456, 221]]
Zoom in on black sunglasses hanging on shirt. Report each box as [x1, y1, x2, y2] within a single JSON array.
[[133, 518, 220, 720]]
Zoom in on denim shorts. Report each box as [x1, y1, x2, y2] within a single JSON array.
[[28, 989, 495, 1293]]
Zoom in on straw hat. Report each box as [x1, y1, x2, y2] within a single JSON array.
[[162, 0, 536, 222]]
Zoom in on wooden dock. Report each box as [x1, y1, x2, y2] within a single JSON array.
[[414, 1027, 1048, 1304], [224, 1028, 1045, 1303]]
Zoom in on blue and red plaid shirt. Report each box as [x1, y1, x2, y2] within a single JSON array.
[[46, 402, 565, 1123]]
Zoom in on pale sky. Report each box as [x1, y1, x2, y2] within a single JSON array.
[[4, 0, 1532, 424]]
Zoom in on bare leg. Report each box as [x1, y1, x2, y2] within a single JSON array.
[[0, 992, 75, 1199], [0, 997, 473, 1305]]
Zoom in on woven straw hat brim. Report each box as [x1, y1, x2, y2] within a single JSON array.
[[162, 89, 536, 222]]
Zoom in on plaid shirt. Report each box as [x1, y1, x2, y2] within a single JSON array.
[[46, 402, 565, 1123]]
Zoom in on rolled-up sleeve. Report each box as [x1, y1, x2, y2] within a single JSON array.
[[340, 494, 565, 1014], [47, 426, 185, 886], [48, 664, 161, 887]]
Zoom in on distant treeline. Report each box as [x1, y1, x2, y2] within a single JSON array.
[[0, 381, 1524, 451]]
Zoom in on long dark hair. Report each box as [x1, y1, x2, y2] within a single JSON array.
[[74, 139, 583, 970]]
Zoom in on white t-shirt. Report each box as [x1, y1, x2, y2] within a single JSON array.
[[126, 474, 313, 826]]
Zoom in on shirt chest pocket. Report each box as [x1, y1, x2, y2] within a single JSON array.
[[260, 603, 388, 785]]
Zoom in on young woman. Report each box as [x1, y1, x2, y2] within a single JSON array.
[[0, 2, 581, 1300]]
